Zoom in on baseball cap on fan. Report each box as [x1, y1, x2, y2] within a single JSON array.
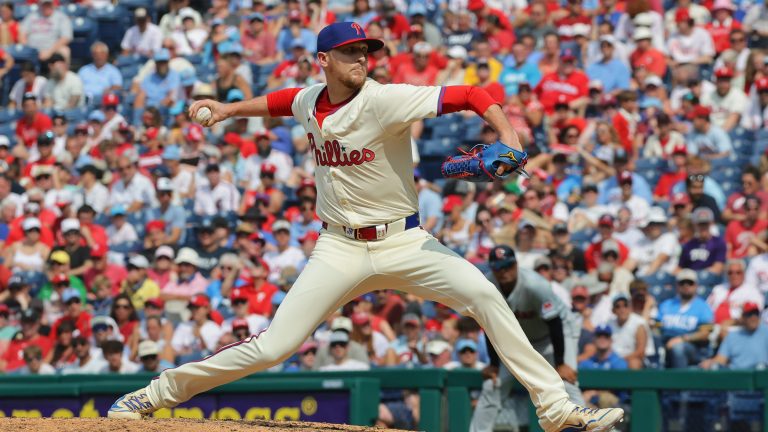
[[316, 22, 384, 53]]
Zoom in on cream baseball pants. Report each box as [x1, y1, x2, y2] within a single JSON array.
[[146, 227, 574, 431]]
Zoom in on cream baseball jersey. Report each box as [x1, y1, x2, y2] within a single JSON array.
[[291, 79, 442, 228]]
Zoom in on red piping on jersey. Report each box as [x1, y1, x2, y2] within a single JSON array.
[[440, 85, 499, 117], [437, 86, 446, 115]]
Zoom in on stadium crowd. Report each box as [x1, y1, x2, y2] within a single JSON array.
[[1, 0, 768, 426]]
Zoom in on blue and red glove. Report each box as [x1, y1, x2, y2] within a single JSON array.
[[441, 141, 529, 182]]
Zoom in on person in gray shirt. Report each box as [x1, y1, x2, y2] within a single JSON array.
[[20, 0, 72, 62], [470, 245, 584, 432]]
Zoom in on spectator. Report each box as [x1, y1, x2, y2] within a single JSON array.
[[700, 302, 768, 370], [16, 95, 53, 149], [60, 336, 105, 374], [109, 155, 158, 213], [679, 207, 727, 274], [110, 293, 140, 347], [0, 309, 52, 372], [241, 13, 277, 65], [137, 340, 174, 372], [349, 312, 388, 366], [744, 77, 768, 130], [578, 326, 627, 408], [625, 207, 679, 276], [535, 47, 589, 114], [725, 195, 768, 259], [666, 8, 715, 66], [630, 27, 666, 79], [135, 49, 181, 110], [608, 294, 651, 369], [100, 340, 139, 374], [78, 42, 123, 102], [221, 286, 269, 336], [106, 205, 139, 256], [686, 105, 733, 159], [162, 248, 208, 301], [586, 36, 630, 94], [51, 287, 92, 340], [318, 330, 370, 371], [723, 166, 768, 223], [263, 220, 304, 283], [42, 53, 84, 111], [444, 339, 486, 370], [171, 294, 222, 362], [20, 0, 72, 62], [439, 195, 471, 256], [194, 164, 241, 217], [701, 67, 748, 132], [425, 339, 453, 368], [138, 310, 175, 364], [0, 2, 22, 46], [52, 218, 92, 277], [658, 269, 714, 368], [121, 255, 160, 310], [743, 245, 768, 293], [584, 215, 629, 271], [121, 8, 163, 58], [16, 345, 55, 375], [386, 313, 427, 367], [708, 259, 764, 332], [3, 217, 50, 273]]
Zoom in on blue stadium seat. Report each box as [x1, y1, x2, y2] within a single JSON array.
[[183, 54, 203, 66], [432, 120, 464, 139], [120, 64, 140, 82], [7, 44, 39, 65], [710, 166, 740, 183], [720, 181, 739, 197], [417, 160, 444, 181], [70, 16, 98, 64], [569, 229, 595, 249], [90, 5, 129, 54], [64, 107, 89, 124], [697, 270, 724, 289], [13, 4, 35, 21], [728, 391, 763, 426], [420, 138, 454, 157], [63, 3, 87, 17], [0, 109, 20, 124], [635, 157, 665, 171]]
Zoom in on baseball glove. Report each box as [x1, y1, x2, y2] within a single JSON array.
[[441, 141, 529, 182]]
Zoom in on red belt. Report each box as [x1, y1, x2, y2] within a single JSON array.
[[321, 213, 421, 241]]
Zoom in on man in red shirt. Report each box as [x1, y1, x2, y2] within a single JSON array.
[[22, 131, 56, 179], [723, 166, 768, 222], [630, 27, 667, 78], [612, 90, 640, 154], [554, 0, 591, 43], [15, 93, 52, 148], [476, 62, 505, 103], [371, 1, 410, 40], [725, 195, 768, 259], [241, 13, 277, 65], [392, 42, 439, 86], [654, 144, 689, 200], [534, 48, 589, 114], [468, 0, 512, 31], [584, 214, 630, 271], [50, 288, 93, 340], [0, 309, 52, 372]]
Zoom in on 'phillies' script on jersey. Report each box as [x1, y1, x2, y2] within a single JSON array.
[[308, 133, 375, 167]]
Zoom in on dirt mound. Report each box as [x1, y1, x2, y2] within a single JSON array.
[[0, 418, 406, 432]]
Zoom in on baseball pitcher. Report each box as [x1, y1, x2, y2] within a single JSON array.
[[108, 22, 622, 432]]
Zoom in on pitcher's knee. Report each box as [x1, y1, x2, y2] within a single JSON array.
[[246, 331, 303, 365]]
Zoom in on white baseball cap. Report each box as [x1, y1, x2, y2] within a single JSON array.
[[633, 27, 653, 41], [331, 316, 352, 333], [175, 247, 200, 266], [22, 217, 41, 231], [413, 41, 432, 55], [447, 45, 467, 60], [155, 245, 175, 260], [138, 340, 160, 358], [61, 218, 81, 233], [128, 254, 150, 269], [426, 340, 452, 356], [156, 177, 174, 192]]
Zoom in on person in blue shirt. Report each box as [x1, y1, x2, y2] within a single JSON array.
[[499, 41, 542, 96], [598, 148, 653, 205], [585, 35, 630, 93], [578, 325, 627, 409], [579, 325, 628, 370], [135, 49, 181, 109], [657, 269, 714, 368], [686, 105, 734, 159], [416, 172, 443, 234], [78, 41, 123, 103], [276, 17, 317, 58], [700, 302, 768, 370]]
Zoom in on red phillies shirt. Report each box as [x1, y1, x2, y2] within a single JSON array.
[[654, 171, 687, 198], [630, 48, 667, 78], [488, 30, 516, 55], [725, 220, 768, 259], [392, 62, 439, 86], [535, 71, 589, 114], [584, 238, 629, 271], [370, 14, 410, 40], [51, 311, 93, 341], [706, 19, 741, 54], [249, 281, 279, 316], [2, 334, 53, 371], [16, 112, 53, 147], [554, 15, 592, 42]]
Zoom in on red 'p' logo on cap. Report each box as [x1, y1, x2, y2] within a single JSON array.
[[351, 23, 363, 35]]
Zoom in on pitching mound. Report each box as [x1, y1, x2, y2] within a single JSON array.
[[0, 418, 407, 432]]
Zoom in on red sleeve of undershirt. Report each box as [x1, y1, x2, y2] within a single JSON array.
[[266, 88, 302, 117], [439, 85, 499, 117]]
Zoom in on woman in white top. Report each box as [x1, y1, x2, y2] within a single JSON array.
[[439, 195, 471, 256], [4, 217, 49, 273]]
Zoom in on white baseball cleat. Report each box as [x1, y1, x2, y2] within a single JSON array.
[[107, 387, 157, 419], [556, 406, 624, 431]]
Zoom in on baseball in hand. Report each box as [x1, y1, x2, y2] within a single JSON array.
[[195, 107, 212, 125]]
